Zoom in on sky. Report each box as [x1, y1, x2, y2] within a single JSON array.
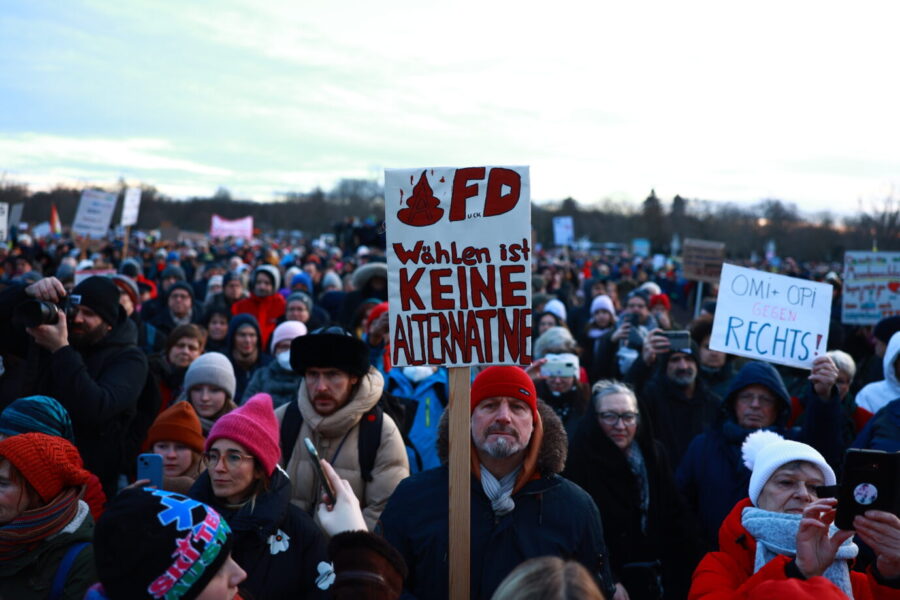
[[2, 1, 899, 216]]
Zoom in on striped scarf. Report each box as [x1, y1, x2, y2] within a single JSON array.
[[0, 487, 81, 561]]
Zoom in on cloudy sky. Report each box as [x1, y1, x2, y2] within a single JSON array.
[[2, 1, 898, 215]]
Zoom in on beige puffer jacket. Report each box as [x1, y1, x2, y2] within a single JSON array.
[[275, 367, 410, 530]]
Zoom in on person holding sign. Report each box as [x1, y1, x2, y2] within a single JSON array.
[[378, 366, 617, 600]]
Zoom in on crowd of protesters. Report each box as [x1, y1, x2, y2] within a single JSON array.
[[0, 225, 898, 599]]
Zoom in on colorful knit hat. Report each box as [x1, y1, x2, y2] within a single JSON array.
[[471, 366, 538, 422], [0, 395, 75, 442], [146, 402, 205, 454], [183, 352, 236, 400], [94, 487, 233, 600], [0, 433, 91, 502], [742, 430, 835, 506], [205, 393, 280, 476]]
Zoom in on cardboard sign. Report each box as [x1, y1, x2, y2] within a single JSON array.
[[683, 238, 726, 283], [121, 187, 142, 227], [210, 215, 253, 239], [710, 264, 833, 369], [842, 252, 900, 325], [72, 190, 117, 239], [385, 166, 532, 367], [552, 216, 574, 246], [0, 203, 7, 243]]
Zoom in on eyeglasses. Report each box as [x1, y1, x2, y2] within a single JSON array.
[[597, 411, 639, 426], [202, 450, 254, 469], [735, 392, 776, 407]]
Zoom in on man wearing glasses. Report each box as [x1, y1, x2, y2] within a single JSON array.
[[675, 358, 844, 549]]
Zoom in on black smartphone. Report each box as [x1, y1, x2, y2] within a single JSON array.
[[835, 449, 900, 530], [660, 330, 691, 352], [137, 453, 164, 488], [303, 437, 336, 506]]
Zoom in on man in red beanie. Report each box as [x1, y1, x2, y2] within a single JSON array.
[[379, 365, 617, 600]]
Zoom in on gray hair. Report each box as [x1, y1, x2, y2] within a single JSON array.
[[590, 380, 637, 413], [827, 350, 856, 379], [533, 326, 577, 359]]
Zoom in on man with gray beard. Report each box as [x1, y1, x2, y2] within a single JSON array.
[[378, 365, 617, 600]]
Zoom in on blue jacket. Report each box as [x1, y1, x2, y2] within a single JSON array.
[[852, 398, 900, 452], [385, 368, 448, 472]]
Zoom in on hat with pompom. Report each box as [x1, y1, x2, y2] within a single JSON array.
[[742, 430, 835, 506]]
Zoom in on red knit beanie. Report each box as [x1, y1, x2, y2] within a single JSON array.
[[366, 301, 389, 327], [0, 433, 91, 502], [146, 402, 205, 454], [649, 293, 671, 311], [205, 393, 280, 476], [471, 366, 538, 421]]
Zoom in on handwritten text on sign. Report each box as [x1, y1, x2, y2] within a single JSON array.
[[841, 252, 900, 325], [710, 264, 832, 369], [385, 167, 532, 367]]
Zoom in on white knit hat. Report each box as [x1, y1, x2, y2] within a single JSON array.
[[590, 294, 616, 318], [742, 430, 835, 506], [270, 320, 307, 353], [544, 298, 567, 323], [183, 353, 237, 401]]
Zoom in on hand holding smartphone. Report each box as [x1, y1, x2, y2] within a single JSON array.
[[304, 437, 337, 506], [137, 453, 163, 489], [834, 449, 900, 530]]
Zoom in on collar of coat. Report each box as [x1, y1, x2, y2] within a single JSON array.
[[298, 367, 384, 437]]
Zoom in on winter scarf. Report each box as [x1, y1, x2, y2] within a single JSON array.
[[626, 443, 650, 533], [480, 465, 521, 516], [742, 506, 857, 598], [0, 487, 82, 560]]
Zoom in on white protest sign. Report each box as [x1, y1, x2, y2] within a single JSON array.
[[72, 190, 117, 239], [9, 204, 23, 228], [552, 216, 574, 246], [121, 187, 142, 227], [0, 203, 7, 243], [210, 215, 253, 239], [842, 251, 900, 325], [385, 166, 532, 367], [710, 263, 832, 369], [31, 222, 51, 239]]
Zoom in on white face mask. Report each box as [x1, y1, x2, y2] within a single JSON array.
[[402, 366, 434, 383], [276, 350, 293, 371]]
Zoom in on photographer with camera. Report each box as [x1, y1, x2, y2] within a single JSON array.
[[592, 289, 659, 381], [0, 275, 149, 497]]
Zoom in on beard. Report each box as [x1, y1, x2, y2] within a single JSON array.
[[478, 425, 525, 459], [68, 321, 109, 349], [670, 368, 697, 387]]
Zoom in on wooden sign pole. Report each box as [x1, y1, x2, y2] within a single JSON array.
[[448, 366, 471, 600]]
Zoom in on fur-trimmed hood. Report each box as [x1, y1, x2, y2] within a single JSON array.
[[436, 398, 568, 476]]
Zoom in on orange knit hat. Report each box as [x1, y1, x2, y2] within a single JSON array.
[[145, 402, 205, 454], [0, 433, 91, 503]]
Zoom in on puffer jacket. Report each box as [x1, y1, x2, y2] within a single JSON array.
[[275, 367, 410, 530], [232, 292, 287, 350], [378, 401, 617, 600], [689, 498, 900, 600], [0, 501, 96, 600]]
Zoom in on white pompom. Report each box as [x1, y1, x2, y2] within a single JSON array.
[[741, 430, 784, 471]]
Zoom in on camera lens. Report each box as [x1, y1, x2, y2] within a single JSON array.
[[13, 300, 60, 328]]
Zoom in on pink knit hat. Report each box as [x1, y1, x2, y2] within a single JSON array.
[[205, 393, 280, 476]]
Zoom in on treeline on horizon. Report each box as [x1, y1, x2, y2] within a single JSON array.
[[1, 179, 897, 262]]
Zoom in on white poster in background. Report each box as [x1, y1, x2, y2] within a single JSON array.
[[8, 204, 23, 228], [72, 190, 117, 239], [842, 251, 900, 325], [74, 268, 117, 286], [552, 215, 574, 246], [121, 187, 142, 227], [0, 203, 7, 243], [209, 215, 253, 239], [710, 263, 833, 369], [385, 166, 532, 367]]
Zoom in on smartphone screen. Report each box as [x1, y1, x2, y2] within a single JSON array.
[[661, 330, 690, 352], [303, 437, 336, 506], [137, 453, 164, 488], [835, 449, 899, 530]]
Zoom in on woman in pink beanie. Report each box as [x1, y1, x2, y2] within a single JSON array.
[[188, 393, 328, 599]]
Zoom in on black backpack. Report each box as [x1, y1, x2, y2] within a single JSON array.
[[279, 392, 422, 480]]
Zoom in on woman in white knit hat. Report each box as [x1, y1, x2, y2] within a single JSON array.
[[690, 430, 900, 598]]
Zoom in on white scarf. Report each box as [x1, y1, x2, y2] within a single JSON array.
[[480, 466, 521, 516], [742, 506, 858, 598]]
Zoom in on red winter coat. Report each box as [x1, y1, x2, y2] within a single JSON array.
[[689, 498, 900, 600], [231, 293, 286, 350]]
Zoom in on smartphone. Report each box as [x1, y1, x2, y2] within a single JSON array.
[[541, 358, 578, 378], [303, 437, 336, 506], [835, 449, 900, 530], [660, 330, 691, 352], [137, 453, 164, 489]]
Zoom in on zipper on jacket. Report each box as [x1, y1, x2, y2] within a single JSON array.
[[425, 396, 431, 428]]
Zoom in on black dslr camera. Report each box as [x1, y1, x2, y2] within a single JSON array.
[[13, 299, 71, 328]]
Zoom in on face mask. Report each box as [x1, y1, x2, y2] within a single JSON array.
[[403, 366, 433, 383], [276, 350, 292, 371]]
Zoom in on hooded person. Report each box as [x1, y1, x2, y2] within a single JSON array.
[[852, 331, 900, 452], [337, 262, 387, 330], [677, 359, 846, 550], [231, 265, 286, 350], [378, 366, 618, 600], [224, 313, 273, 404], [242, 320, 306, 407], [855, 331, 900, 416]]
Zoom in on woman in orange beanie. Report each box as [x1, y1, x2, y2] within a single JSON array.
[[146, 402, 206, 494], [0, 433, 96, 600]]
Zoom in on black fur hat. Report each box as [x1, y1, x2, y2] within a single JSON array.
[[290, 326, 370, 377]]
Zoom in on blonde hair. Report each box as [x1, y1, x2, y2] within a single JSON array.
[[491, 556, 605, 600]]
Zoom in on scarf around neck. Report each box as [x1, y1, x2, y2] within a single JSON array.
[[0, 487, 82, 561], [480, 465, 521, 516], [742, 506, 857, 598]]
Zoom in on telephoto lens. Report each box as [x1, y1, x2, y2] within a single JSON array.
[[13, 300, 60, 328]]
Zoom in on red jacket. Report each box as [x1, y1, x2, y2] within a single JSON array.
[[231, 293, 286, 350], [689, 498, 900, 600]]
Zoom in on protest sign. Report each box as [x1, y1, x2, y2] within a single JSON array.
[[682, 238, 726, 283], [0, 203, 7, 243], [210, 214, 253, 239], [842, 251, 900, 324], [31, 222, 51, 239], [72, 190, 117, 239], [121, 187, 142, 227], [710, 263, 832, 369], [9, 204, 23, 228], [632, 238, 651, 257], [552, 215, 574, 246], [385, 166, 532, 368]]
